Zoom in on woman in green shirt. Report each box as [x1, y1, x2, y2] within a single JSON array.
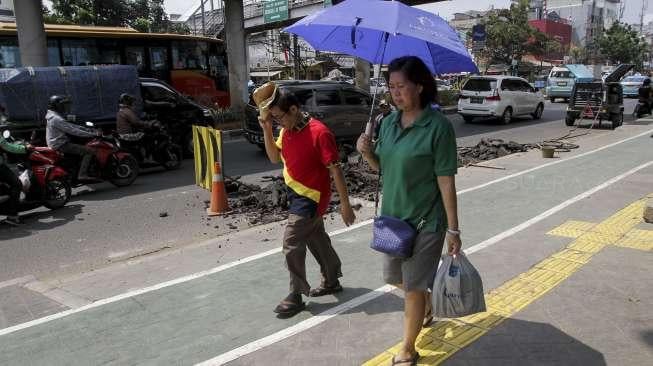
[[357, 56, 461, 366], [1, 129, 29, 226]]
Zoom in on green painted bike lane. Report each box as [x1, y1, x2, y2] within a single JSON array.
[[0, 133, 651, 366]]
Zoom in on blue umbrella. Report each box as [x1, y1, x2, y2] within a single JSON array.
[[284, 0, 478, 75]]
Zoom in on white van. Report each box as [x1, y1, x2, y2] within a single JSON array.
[[546, 66, 575, 102]]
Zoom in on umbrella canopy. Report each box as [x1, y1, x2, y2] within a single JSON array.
[[284, 0, 478, 75]]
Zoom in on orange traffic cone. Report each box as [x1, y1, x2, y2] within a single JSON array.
[[207, 162, 229, 216]]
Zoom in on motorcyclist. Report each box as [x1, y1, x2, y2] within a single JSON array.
[[637, 78, 653, 116], [116, 94, 160, 135], [1, 107, 31, 225], [116, 94, 160, 162], [45, 95, 97, 181]]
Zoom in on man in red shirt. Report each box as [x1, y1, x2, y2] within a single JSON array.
[[254, 82, 356, 317]]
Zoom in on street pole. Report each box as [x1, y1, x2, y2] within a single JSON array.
[[201, 0, 206, 36], [292, 34, 300, 80], [224, 0, 248, 111], [14, 0, 48, 67]]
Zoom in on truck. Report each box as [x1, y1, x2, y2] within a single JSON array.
[[0, 66, 215, 155]]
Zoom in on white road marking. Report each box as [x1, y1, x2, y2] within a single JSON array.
[[0, 275, 36, 290], [0, 129, 650, 339], [195, 285, 397, 366], [196, 160, 653, 366]]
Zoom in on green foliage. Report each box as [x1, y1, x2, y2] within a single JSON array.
[[598, 22, 649, 69], [480, 0, 556, 67], [46, 1, 187, 34]]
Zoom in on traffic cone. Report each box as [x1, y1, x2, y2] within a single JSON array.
[[207, 162, 229, 216]]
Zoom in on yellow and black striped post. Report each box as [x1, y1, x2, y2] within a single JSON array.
[[193, 125, 223, 190]]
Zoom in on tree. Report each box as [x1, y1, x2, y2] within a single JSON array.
[[479, 0, 554, 69], [45, 1, 186, 34], [598, 22, 649, 69]]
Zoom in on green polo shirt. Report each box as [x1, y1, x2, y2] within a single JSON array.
[[374, 108, 457, 233]]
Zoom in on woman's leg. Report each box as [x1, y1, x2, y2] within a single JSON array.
[[395, 289, 426, 362]]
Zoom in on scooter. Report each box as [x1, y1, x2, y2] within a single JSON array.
[[634, 99, 652, 118], [0, 130, 71, 211], [115, 123, 182, 170], [39, 122, 140, 188]]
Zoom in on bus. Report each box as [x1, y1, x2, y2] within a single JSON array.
[[0, 22, 230, 108]]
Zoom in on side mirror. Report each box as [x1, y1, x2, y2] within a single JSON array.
[[85, 121, 95, 127], [2, 130, 10, 139]]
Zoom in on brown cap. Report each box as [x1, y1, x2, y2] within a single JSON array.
[[252, 81, 278, 120]]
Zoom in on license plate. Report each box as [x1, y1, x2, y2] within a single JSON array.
[[557, 82, 567, 86], [471, 97, 483, 104]]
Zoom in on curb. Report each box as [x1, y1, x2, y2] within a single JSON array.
[[220, 129, 244, 141]]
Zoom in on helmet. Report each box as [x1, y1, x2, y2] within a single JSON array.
[[48, 95, 71, 114], [119, 93, 136, 106]]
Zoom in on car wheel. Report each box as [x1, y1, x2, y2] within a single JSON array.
[[550, 97, 556, 103], [501, 107, 512, 125], [462, 115, 474, 123], [531, 103, 544, 120]]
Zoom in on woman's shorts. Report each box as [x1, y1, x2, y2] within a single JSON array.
[[383, 231, 446, 291]]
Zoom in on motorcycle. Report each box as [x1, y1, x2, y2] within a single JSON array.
[[116, 123, 182, 170], [40, 122, 140, 188], [0, 130, 71, 211]]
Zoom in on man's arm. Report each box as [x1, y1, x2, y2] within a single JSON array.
[[329, 164, 355, 226], [53, 118, 96, 138], [260, 117, 281, 164]]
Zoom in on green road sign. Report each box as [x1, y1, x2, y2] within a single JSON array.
[[264, 0, 289, 23]]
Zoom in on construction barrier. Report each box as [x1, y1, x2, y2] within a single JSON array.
[[193, 125, 223, 190]]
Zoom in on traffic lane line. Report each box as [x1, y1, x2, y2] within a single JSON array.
[[363, 196, 650, 366], [194, 162, 652, 365], [0, 130, 650, 338]]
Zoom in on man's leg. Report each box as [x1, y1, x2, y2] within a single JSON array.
[[59, 143, 94, 180], [306, 216, 343, 296], [275, 214, 313, 316], [0, 164, 22, 224]]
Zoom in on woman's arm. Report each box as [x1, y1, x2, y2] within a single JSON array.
[[437, 175, 461, 255]]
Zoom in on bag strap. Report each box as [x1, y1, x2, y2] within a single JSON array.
[[374, 170, 381, 217]]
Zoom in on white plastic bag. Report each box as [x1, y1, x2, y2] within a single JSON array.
[[433, 253, 486, 318]]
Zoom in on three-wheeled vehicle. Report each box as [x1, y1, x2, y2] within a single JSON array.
[[565, 64, 634, 130]]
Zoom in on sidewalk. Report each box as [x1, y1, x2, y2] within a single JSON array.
[[0, 124, 651, 365]]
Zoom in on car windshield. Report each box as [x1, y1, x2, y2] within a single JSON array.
[[463, 78, 496, 92], [623, 76, 646, 83], [550, 70, 572, 78]]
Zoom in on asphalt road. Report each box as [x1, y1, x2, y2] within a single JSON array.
[[0, 100, 637, 283]]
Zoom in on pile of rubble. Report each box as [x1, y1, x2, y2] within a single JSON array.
[[457, 138, 536, 167]]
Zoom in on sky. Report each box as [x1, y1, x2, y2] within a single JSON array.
[[164, 0, 651, 24]]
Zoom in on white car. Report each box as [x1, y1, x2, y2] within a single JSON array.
[[458, 76, 545, 124]]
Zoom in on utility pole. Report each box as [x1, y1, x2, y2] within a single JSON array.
[[14, 0, 48, 67], [639, 0, 648, 34], [292, 34, 301, 79]]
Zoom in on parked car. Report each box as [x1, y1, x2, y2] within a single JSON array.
[[370, 78, 388, 96], [546, 66, 575, 102], [457, 76, 545, 124], [620, 75, 649, 98], [244, 80, 376, 149]]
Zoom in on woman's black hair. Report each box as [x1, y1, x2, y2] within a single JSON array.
[[388, 56, 437, 108], [270, 89, 301, 112]]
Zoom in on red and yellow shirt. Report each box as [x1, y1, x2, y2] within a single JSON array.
[[276, 118, 339, 217]]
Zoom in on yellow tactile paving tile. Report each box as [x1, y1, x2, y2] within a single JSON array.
[[547, 220, 597, 238], [363, 195, 651, 366]]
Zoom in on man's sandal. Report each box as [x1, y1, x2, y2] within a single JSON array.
[[391, 352, 420, 365], [273, 294, 305, 317], [308, 283, 343, 297]]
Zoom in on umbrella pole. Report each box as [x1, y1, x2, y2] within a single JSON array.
[[365, 32, 389, 137]]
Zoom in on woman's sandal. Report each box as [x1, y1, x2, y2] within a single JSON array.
[[391, 352, 420, 365]]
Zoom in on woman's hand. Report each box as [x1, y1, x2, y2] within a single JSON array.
[[356, 133, 372, 156], [446, 232, 462, 255]]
